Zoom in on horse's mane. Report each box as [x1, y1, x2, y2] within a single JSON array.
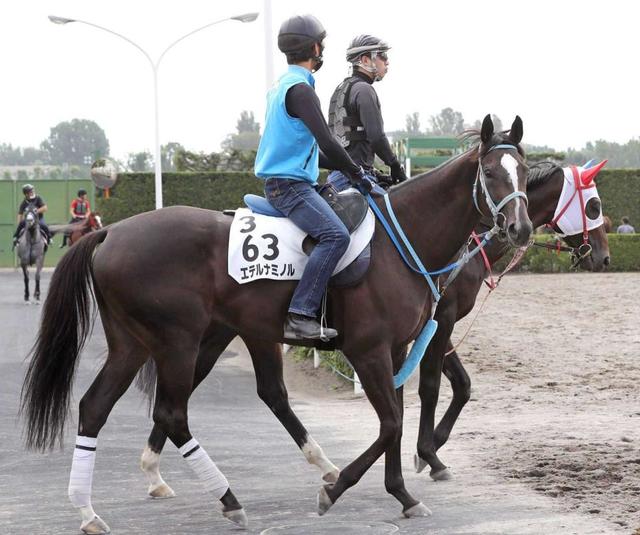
[[527, 161, 562, 188]]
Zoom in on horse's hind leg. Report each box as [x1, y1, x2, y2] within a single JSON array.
[[141, 325, 236, 498], [243, 337, 340, 482], [153, 338, 247, 528], [69, 325, 148, 534]]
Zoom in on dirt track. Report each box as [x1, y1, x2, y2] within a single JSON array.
[[285, 272, 640, 533]]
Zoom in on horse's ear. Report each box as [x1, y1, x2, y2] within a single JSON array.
[[581, 159, 607, 186], [480, 114, 494, 144], [509, 115, 523, 145]]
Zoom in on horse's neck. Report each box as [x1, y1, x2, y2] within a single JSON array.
[[389, 154, 480, 270], [527, 170, 564, 229], [482, 169, 565, 266]]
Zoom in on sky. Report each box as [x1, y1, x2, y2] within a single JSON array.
[[0, 0, 638, 162]]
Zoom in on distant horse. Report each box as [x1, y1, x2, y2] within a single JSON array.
[[21, 116, 532, 533], [16, 204, 47, 303], [68, 213, 103, 246], [414, 160, 611, 480], [52, 213, 104, 248]]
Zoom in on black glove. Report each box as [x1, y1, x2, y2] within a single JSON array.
[[350, 166, 373, 194], [390, 161, 408, 184]]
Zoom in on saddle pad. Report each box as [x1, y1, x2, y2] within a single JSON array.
[[228, 207, 375, 284]]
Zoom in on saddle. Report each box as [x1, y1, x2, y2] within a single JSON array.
[[243, 185, 368, 234], [241, 185, 371, 287]]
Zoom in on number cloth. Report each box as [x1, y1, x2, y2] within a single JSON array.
[[227, 208, 375, 284]]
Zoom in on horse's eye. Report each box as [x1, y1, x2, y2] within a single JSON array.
[[585, 198, 601, 220], [483, 168, 492, 177]]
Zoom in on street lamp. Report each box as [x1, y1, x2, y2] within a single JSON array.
[[49, 12, 259, 209]]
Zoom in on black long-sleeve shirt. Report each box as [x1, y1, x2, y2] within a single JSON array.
[[285, 83, 361, 176], [345, 70, 398, 169]]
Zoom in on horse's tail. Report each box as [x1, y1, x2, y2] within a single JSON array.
[[135, 359, 157, 416], [20, 228, 109, 451]]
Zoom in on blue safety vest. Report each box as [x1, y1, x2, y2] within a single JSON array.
[[255, 65, 319, 184]]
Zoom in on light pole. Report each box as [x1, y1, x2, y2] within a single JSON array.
[[49, 12, 259, 209]]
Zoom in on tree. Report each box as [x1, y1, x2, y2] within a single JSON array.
[[126, 151, 153, 172], [174, 149, 221, 172], [222, 110, 261, 152], [405, 112, 421, 135], [429, 108, 465, 136], [161, 142, 185, 172], [41, 119, 109, 165]]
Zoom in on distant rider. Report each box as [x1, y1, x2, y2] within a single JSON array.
[[12, 184, 52, 248], [61, 188, 92, 248]]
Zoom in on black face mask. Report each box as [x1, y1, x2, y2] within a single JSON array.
[[312, 42, 324, 72]]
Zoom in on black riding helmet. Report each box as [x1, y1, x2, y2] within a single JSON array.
[[346, 34, 390, 63], [22, 183, 34, 195], [78, 188, 87, 196], [278, 14, 326, 70]]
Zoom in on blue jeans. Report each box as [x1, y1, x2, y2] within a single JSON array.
[[327, 170, 386, 195], [264, 178, 350, 317]]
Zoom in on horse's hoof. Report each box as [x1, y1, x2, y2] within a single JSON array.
[[223, 507, 248, 529], [317, 484, 334, 516], [148, 482, 176, 498], [414, 453, 428, 474], [80, 514, 111, 534], [24, 300, 31, 305], [403, 502, 432, 518], [430, 467, 453, 481], [322, 469, 340, 483]]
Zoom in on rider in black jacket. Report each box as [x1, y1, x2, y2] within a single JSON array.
[[327, 34, 408, 192]]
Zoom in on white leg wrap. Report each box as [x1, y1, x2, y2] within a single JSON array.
[[179, 438, 229, 500], [68, 436, 97, 509]]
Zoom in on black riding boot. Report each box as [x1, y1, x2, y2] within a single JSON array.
[[284, 313, 338, 340]]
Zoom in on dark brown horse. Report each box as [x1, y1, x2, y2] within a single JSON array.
[[21, 116, 532, 533], [414, 161, 611, 480], [68, 212, 103, 246]]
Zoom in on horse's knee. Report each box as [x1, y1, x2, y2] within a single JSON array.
[[453, 374, 471, 404], [380, 416, 402, 445]]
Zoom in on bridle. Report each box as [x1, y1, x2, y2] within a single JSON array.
[[473, 144, 528, 232], [540, 165, 595, 267]]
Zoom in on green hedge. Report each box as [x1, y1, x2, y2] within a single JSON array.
[[492, 234, 640, 273], [96, 172, 264, 223], [596, 170, 640, 230]]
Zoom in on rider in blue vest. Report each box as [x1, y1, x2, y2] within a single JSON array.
[[327, 35, 408, 192], [255, 14, 371, 341]]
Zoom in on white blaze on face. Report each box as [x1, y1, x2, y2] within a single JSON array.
[[501, 153, 521, 213]]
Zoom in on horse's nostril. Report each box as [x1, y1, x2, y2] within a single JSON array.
[[603, 256, 611, 266]]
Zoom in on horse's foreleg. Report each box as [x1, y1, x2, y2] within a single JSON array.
[[141, 325, 236, 498], [415, 311, 456, 481], [34, 257, 44, 302], [384, 351, 431, 517], [318, 346, 424, 517], [153, 336, 247, 528], [22, 264, 29, 302], [433, 348, 471, 451], [243, 338, 340, 482]]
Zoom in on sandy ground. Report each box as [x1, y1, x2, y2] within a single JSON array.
[[283, 272, 640, 533]]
